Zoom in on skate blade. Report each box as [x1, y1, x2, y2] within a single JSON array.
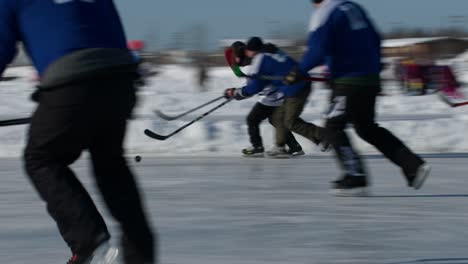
[[290, 150, 305, 157], [331, 187, 370, 197], [412, 164, 431, 190], [90, 242, 119, 264], [267, 154, 292, 159], [242, 153, 265, 158]]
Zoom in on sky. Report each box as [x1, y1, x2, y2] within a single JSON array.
[[113, 0, 468, 50]]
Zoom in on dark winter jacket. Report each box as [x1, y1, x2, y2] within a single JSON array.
[[0, 0, 135, 87], [300, 0, 381, 83]]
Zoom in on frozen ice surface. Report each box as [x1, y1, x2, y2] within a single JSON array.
[[1, 156, 468, 264]]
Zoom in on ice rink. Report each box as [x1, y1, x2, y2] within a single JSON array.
[[1, 156, 468, 264]]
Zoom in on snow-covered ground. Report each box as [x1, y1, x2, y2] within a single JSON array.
[[1, 64, 468, 157]]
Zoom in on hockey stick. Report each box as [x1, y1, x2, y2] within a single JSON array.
[[250, 74, 327, 82], [224, 47, 328, 82], [442, 98, 468, 107], [0, 117, 31, 127], [437, 90, 468, 108], [451, 101, 468, 107], [154, 95, 225, 121], [0, 76, 20, 82], [145, 99, 232, 140]]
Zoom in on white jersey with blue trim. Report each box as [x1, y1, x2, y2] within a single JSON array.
[[244, 55, 285, 107], [257, 86, 284, 107]]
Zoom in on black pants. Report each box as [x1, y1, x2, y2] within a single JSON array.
[[323, 83, 424, 181], [247, 102, 301, 150], [23, 73, 155, 263]]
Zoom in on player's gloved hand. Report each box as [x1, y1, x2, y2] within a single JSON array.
[[284, 66, 304, 85], [223, 88, 236, 99], [224, 88, 247, 100]]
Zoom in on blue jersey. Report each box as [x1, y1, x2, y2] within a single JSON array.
[[0, 0, 128, 76], [299, 0, 381, 79], [241, 49, 307, 98]]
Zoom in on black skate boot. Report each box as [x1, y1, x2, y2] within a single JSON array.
[[287, 146, 305, 157], [311, 138, 332, 152], [121, 235, 155, 264], [406, 163, 431, 190], [266, 146, 291, 159], [331, 175, 369, 197], [242, 146, 265, 158], [311, 126, 332, 152], [67, 233, 118, 264]]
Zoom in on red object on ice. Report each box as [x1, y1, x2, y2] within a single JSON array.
[[437, 65, 468, 107], [440, 65, 459, 92], [127, 40, 145, 51]]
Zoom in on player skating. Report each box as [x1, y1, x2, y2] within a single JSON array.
[[228, 41, 305, 158], [224, 37, 331, 158], [285, 0, 431, 196], [0, 1, 156, 263]]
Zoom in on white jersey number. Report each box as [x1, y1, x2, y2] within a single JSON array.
[[339, 3, 368, 30], [265, 53, 287, 63]]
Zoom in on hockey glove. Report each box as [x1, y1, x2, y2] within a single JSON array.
[[284, 66, 304, 85], [224, 88, 247, 100]]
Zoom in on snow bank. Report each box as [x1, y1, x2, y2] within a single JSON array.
[[1, 65, 468, 157]]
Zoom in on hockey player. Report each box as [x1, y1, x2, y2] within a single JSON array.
[[285, 0, 430, 196], [229, 41, 304, 157], [224, 37, 330, 157], [0, 1, 155, 264]]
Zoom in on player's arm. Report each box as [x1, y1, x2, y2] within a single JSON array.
[[284, 16, 331, 85], [241, 78, 269, 96], [365, 12, 383, 71], [0, 3, 19, 77], [224, 54, 270, 100], [224, 77, 270, 100], [298, 24, 329, 74]]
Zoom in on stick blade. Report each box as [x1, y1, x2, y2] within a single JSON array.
[[438, 91, 468, 108], [153, 109, 179, 121], [144, 129, 169, 140], [453, 101, 468, 107]]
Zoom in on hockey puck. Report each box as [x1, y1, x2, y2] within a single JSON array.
[[135, 155, 142, 162]]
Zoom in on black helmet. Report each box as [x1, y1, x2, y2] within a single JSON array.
[[230, 41, 251, 66], [246, 37, 264, 52]]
